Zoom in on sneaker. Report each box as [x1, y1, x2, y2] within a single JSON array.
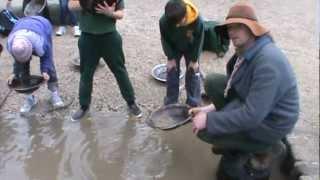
[[56, 26, 66, 36], [71, 107, 89, 122], [20, 95, 38, 113], [128, 103, 142, 118], [50, 91, 64, 108], [73, 25, 81, 37]]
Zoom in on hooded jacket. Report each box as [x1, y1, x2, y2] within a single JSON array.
[[159, 0, 204, 62], [7, 16, 53, 74]]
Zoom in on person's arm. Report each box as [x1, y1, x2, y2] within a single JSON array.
[[39, 44, 54, 75], [95, 0, 124, 20], [159, 18, 180, 61], [188, 18, 205, 62], [205, 62, 281, 136]]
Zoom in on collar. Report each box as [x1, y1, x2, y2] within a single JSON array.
[[241, 34, 273, 61]]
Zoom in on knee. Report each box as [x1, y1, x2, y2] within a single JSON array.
[[187, 62, 199, 74], [166, 62, 177, 71], [204, 73, 226, 92], [60, 0, 68, 8]]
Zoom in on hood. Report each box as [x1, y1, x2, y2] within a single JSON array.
[[183, 0, 199, 25]]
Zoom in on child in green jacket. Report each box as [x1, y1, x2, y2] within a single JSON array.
[[160, 0, 204, 107]]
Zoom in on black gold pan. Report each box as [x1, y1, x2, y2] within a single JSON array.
[[146, 104, 192, 130], [8, 75, 44, 94]]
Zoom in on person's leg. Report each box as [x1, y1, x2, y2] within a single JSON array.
[[65, 0, 77, 26], [101, 31, 141, 116], [164, 56, 182, 105], [197, 130, 271, 153], [59, 0, 77, 26], [101, 32, 135, 104], [56, 0, 67, 36], [184, 57, 201, 107], [203, 73, 228, 110], [78, 33, 100, 109], [62, 0, 80, 37], [13, 60, 38, 113], [45, 60, 65, 107], [197, 130, 275, 180], [58, 0, 67, 25]]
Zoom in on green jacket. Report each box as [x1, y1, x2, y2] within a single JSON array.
[[159, 15, 205, 62], [79, 0, 124, 34]]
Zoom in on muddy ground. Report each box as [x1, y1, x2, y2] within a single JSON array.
[[0, 0, 319, 180]]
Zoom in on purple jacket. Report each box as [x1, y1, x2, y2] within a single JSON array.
[[7, 16, 53, 73]]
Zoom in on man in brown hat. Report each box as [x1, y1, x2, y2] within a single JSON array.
[[189, 2, 299, 180]]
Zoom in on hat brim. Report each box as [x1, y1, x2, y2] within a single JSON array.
[[215, 18, 269, 38]]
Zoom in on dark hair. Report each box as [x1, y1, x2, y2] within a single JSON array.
[[165, 0, 186, 25]]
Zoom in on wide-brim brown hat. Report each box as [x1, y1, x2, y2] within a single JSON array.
[[215, 1, 269, 38]]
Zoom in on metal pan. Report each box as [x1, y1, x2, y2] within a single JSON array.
[[146, 104, 192, 130], [8, 75, 44, 94], [151, 63, 185, 82], [24, 0, 47, 16]]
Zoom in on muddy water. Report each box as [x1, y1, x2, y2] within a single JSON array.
[[0, 111, 286, 180]]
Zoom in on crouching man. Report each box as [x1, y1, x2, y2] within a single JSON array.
[[189, 2, 299, 180]]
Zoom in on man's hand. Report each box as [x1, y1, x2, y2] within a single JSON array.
[[42, 72, 50, 81], [189, 104, 216, 115], [7, 74, 15, 85], [167, 59, 177, 70], [95, 1, 116, 17], [192, 111, 207, 134]]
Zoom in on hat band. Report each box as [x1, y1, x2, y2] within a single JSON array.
[[226, 15, 257, 21]]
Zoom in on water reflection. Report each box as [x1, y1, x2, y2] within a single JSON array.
[[0, 111, 285, 180], [0, 111, 173, 180]]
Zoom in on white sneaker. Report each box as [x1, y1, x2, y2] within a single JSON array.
[[56, 26, 66, 36], [20, 95, 38, 113], [73, 26, 81, 37], [51, 91, 64, 108]]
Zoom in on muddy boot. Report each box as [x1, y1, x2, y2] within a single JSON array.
[[211, 146, 234, 155], [279, 137, 302, 179], [71, 106, 89, 122], [216, 152, 250, 180], [128, 102, 142, 118], [244, 158, 271, 180]]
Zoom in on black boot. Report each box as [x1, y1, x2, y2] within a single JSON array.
[[216, 152, 250, 180]]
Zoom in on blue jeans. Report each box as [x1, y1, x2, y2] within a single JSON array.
[[58, 0, 77, 26], [164, 55, 201, 107]]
